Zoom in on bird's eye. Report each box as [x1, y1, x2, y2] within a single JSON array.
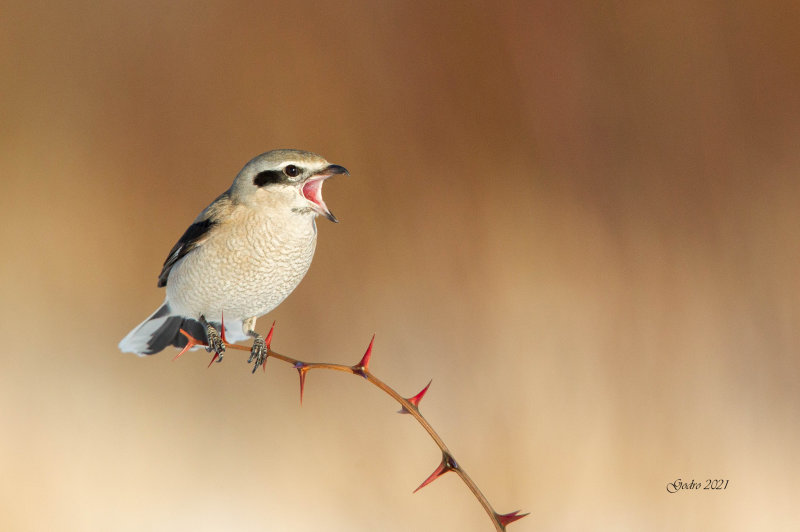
[[283, 165, 300, 178]]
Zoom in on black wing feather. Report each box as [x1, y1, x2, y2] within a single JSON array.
[[157, 218, 216, 287]]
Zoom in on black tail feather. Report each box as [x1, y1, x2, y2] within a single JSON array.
[[144, 316, 208, 355]]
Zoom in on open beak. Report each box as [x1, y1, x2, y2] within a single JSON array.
[[302, 164, 349, 223]]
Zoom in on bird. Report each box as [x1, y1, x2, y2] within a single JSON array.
[[119, 149, 348, 372]]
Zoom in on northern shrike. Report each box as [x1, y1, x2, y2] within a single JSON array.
[[119, 149, 347, 372]]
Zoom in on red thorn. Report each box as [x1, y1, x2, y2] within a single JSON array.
[[262, 321, 276, 373], [353, 334, 375, 376], [174, 329, 203, 361], [207, 351, 220, 368], [265, 321, 275, 350], [295, 363, 308, 405], [219, 311, 228, 344], [409, 380, 432, 407], [495, 510, 529, 527], [399, 380, 432, 414], [413, 454, 453, 493]]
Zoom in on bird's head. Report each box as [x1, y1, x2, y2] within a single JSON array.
[[230, 149, 348, 222]]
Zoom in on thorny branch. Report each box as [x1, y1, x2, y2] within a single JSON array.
[[175, 322, 528, 531]]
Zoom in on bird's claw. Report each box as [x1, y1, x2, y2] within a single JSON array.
[[205, 324, 225, 362], [248, 336, 267, 373]]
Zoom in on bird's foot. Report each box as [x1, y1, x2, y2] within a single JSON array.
[[247, 335, 267, 373], [205, 323, 225, 363]]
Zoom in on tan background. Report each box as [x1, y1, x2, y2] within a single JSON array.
[[2, 2, 799, 531]]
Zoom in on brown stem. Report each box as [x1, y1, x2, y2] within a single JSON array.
[[178, 332, 526, 531]]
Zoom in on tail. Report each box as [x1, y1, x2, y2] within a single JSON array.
[[118, 303, 208, 356], [119, 303, 250, 356]]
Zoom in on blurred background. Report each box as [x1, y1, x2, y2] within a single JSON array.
[[1, 1, 799, 530]]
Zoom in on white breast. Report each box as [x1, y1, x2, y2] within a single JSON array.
[[165, 207, 317, 322]]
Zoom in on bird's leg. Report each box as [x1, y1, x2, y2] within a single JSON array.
[[200, 315, 225, 362], [244, 317, 266, 373]]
